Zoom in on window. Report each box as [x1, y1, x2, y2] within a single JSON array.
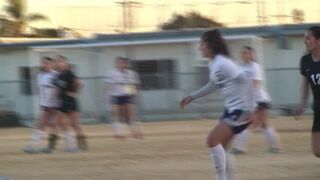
[[19, 66, 39, 95], [19, 67, 32, 95], [132, 59, 176, 90]]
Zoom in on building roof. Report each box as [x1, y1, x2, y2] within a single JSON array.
[[0, 23, 318, 50]]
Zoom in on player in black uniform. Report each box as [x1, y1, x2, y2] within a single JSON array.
[[295, 26, 320, 157], [54, 55, 88, 151]]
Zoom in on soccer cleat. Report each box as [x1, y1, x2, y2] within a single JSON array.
[[65, 147, 80, 153], [22, 146, 40, 154], [229, 148, 246, 155], [268, 147, 282, 154], [40, 148, 53, 154]]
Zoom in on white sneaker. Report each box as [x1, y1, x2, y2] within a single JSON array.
[[65, 147, 79, 153], [22, 146, 40, 154]]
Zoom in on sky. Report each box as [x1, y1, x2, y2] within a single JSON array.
[[1, 0, 319, 36]]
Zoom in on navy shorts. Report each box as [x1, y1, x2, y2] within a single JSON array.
[[40, 106, 56, 112], [220, 109, 251, 134], [57, 96, 78, 113], [257, 102, 271, 110], [111, 95, 133, 105], [312, 112, 320, 132]]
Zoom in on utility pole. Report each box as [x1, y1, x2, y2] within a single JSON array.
[[116, 0, 142, 33]]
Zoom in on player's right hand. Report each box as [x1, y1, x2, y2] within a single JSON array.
[[180, 96, 193, 109]]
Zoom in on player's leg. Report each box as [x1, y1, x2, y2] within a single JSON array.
[[311, 113, 320, 157], [111, 96, 126, 139], [124, 97, 143, 139], [207, 121, 234, 180], [67, 111, 88, 150], [46, 109, 60, 152], [23, 108, 49, 153], [231, 108, 258, 155], [230, 129, 250, 154], [258, 103, 282, 153], [57, 110, 78, 152]]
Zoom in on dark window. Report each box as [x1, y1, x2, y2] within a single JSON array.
[[19, 67, 32, 95], [132, 60, 176, 90]]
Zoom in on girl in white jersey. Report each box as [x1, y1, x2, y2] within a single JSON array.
[[23, 57, 59, 154], [180, 30, 255, 180], [231, 46, 282, 154], [105, 57, 142, 140]]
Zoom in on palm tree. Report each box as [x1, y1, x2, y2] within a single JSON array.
[[2, 0, 48, 36]]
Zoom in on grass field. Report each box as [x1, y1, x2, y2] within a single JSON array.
[[0, 116, 319, 180]]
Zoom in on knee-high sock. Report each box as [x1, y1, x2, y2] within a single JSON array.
[[64, 131, 77, 149], [261, 127, 281, 149], [113, 121, 125, 136], [226, 153, 237, 180], [209, 144, 226, 180], [232, 129, 250, 152], [29, 129, 44, 148]]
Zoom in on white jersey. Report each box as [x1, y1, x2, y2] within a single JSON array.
[[105, 69, 141, 96], [38, 70, 59, 107], [242, 62, 271, 103], [191, 54, 255, 111]]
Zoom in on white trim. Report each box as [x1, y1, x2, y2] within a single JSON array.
[[31, 35, 258, 51]]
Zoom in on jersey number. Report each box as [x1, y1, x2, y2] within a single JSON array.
[[311, 74, 320, 85]]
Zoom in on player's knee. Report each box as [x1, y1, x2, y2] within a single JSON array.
[[206, 138, 218, 148]]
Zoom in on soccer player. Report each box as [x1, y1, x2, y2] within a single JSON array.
[[231, 46, 282, 154], [23, 57, 59, 154], [295, 26, 320, 158], [180, 29, 255, 180], [54, 55, 88, 151], [105, 57, 142, 140]]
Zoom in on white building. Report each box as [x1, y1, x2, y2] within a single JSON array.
[[0, 23, 315, 124]]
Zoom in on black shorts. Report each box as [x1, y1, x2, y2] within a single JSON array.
[[40, 106, 56, 112], [57, 96, 78, 113], [257, 102, 271, 110], [111, 95, 133, 105], [312, 112, 320, 132]]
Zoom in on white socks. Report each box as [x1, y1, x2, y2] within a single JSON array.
[[226, 153, 236, 180], [113, 122, 125, 136], [261, 127, 281, 149], [29, 129, 44, 148], [64, 131, 77, 149], [232, 129, 250, 152], [210, 144, 227, 180]]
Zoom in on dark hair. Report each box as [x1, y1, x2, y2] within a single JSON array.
[[56, 55, 68, 61], [201, 29, 230, 56], [242, 46, 256, 53], [42, 56, 53, 62], [308, 26, 320, 39], [116, 56, 129, 62]]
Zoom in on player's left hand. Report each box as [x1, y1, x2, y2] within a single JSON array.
[[180, 96, 193, 109]]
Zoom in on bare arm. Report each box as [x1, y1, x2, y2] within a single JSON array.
[[294, 76, 310, 116], [73, 78, 82, 93], [299, 76, 310, 108]]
